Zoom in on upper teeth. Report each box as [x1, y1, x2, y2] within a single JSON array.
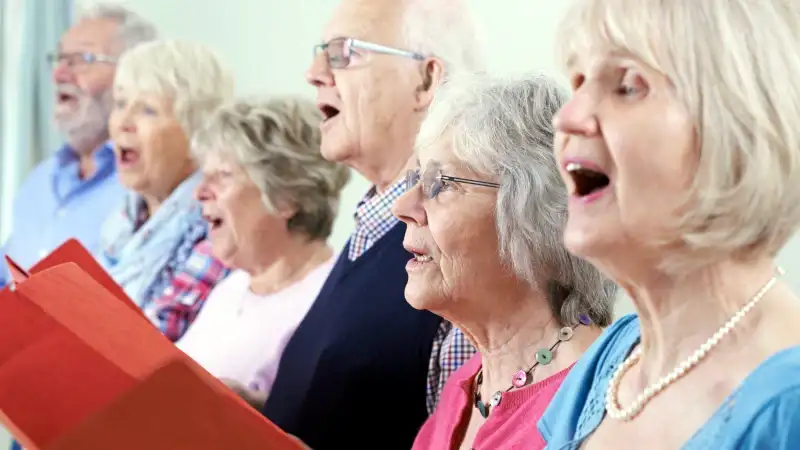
[[415, 254, 432, 262], [566, 162, 584, 172]]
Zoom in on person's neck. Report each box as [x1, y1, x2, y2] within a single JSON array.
[[142, 195, 166, 218], [247, 237, 332, 296], [622, 257, 793, 383], [453, 288, 602, 398], [140, 167, 197, 217], [71, 136, 107, 179], [366, 133, 417, 194]]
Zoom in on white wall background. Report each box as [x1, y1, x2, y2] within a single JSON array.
[[2, 0, 799, 446]]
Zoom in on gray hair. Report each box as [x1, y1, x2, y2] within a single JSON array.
[[401, 0, 487, 76], [417, 72, 617, 326], [114, 40, 235, 139], [78, 3, 158, 54], [192, 97, 351, 241]]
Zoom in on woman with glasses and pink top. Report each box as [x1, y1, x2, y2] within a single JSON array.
[[392, 72, 617, 450]]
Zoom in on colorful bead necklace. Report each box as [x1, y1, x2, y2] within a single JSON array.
[[473, 313, 592, 418]]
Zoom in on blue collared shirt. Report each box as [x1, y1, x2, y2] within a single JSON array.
[[0, 142, 125, 286]]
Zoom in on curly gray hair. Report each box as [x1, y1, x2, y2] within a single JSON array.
[[416, 72, 618, 326], [192, 97, 351, 241]]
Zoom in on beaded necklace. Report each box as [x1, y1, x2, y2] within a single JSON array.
[[473, 313, 592, 418]]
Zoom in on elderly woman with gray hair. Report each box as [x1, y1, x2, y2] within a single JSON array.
[[539, 0, 800, 448], [101, 39, 233, 340], [175, 97, 349, 409], [393, 72, 617, 450]]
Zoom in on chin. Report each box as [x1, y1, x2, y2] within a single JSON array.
[[563, 227, 607, 258], [404, 285, 435, 312], [320, 129, 355, 163], [118, 175, 146, 194]]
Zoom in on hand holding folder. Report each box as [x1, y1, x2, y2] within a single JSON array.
[[0, 239, 304, 450]]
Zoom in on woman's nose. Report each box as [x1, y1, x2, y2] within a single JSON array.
[[392, 185, 428, 227], [552, 89, 600, 137]]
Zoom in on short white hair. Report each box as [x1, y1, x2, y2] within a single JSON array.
[[401, 0, 487, 76], [78, 3, 158, 53], [192, 97, 351, 240], [556, 0, 800, 271], [114, 40, 235, 138], [417, 72, 618, 326]]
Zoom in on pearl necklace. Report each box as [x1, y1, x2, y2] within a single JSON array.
[[605, 267, 784, 421]]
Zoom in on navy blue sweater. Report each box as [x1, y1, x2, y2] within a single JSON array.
[[262, 223, 442, 449]]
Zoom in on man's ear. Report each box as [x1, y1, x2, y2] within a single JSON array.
[[414, 57, 446, 110]]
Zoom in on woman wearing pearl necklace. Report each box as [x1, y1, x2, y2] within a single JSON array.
[[539, 0, 800, 448], [393, 73, 617, 450]]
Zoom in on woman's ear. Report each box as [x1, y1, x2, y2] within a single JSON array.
[[414, 57, 446, 110]]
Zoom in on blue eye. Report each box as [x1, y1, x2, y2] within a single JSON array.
[[142, 106, 157, 115]]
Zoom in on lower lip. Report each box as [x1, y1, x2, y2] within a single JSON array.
[[320, 115, 340, 131], [570, 186, 610, 205], [405, 257, 433, 271]]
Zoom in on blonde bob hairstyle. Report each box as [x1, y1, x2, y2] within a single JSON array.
[[114, 40, 234, 139], [556, 0, 800, 272]]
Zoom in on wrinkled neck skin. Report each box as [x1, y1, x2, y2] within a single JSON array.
[[450, 287, 602, 399], [618, 256, 800, 384]]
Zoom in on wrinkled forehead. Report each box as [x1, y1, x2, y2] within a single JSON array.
[[323, 0, 406, 44]]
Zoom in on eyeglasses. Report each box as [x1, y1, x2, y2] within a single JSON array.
[[405, 164, 500, 200], [47, 52, 117, 68], [313, 37, 425, 69]]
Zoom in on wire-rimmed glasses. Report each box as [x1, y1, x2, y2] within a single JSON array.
[[405, 164, 500, 200], [314, 37, 425, 69]]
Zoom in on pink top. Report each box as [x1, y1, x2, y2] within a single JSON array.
[[412, 353, 572, 450]]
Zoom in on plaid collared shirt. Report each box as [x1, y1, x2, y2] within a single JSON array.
[[348, 180, 407, 260], [349, 180, 476, 413], [144, 239, 230, 342]]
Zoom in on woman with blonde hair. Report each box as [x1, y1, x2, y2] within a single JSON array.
[[540, 0, 800, 448], [101, 39, 233, 339]]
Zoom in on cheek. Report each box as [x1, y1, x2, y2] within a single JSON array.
[[223, 185, 265, 231], [430, 208, 498, 282], [79, 69, 114, 96]]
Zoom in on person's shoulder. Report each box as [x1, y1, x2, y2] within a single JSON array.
[[596, 314, 641, 356], [538, 315, 641, 445], [421, 354, 481, 439], [16, 156, 58, 195], [729, 346, 800, 449], [214, 269, 249, 292]]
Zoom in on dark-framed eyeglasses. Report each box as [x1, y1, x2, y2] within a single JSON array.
[[313, 37, 425, 69], [405, 165, 500, 200], [47, 52, 117, 68]]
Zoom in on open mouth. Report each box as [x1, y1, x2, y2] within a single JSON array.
[[204, 215, 224, 230], [57, 92, 77, 104], [410, 250, 432, 262], [566, 162, 610, 197], [118, 147, 140, 164], [318, 104, 340, 122]]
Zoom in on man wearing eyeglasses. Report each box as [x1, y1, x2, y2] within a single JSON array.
[[259, 0, 486, 448], [0, 4, 156, 288]]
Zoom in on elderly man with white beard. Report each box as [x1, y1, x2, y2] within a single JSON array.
[[0, 4, 156, 286]]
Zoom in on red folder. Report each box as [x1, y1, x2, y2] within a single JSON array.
[[0, 242, 303, 450]]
